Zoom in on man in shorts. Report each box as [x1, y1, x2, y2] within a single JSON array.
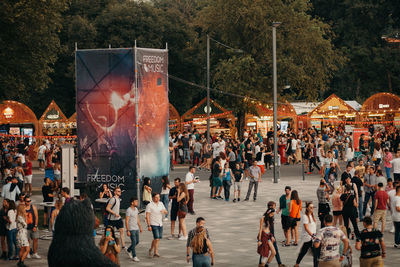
[[146, 193, 167, 257], [168, 178, 181, 239], [37, 141, 47, 171], [106, 187, 125, 248], [278, 186, 292, 246], [24, 158, 33, 195], [25, 196, 40, 259], [232, 163, 244, 202], [374, 183, 389, 232]]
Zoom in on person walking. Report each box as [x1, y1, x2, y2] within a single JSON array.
[[146, 193, 167, 258], [185, 166, 199, 215], [294, 202, 318, 267], [105, 187, 125, 249], [317, 179, 331, 228], [232, 163, 244, 202], [222, 163, 233, 201], [168, 178, 181, 239], [373, 183, 389, 232], [383, 149, 392, 179], [177, 183, 189, 241], [211, 157, 223, 199], [391, 151, 400, 183], [260, 202, 286, 267], [314, 214, 349, 267], [5, 200, 18, 260], [160, 176, 171, 221], [288, 190, 302, 246], [392, 185, 400, 248], [363, 166, 377, 217], [24, 195, 40, 259], [332, 186, 343, 226], [244, 161, 261, 202], [187, 226, 214, 267], [23, 158, 32, 196], [340, 184, 361, 239], [278, 186, 292, 247], [257, 217, 276, 267], [125, 197, 142, 262], [186, 217, 213, 266], [16, 204, 29, 267], [355, 216, 386, 267]]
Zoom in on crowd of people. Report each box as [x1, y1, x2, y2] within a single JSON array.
[[1, 123, 400, 266]]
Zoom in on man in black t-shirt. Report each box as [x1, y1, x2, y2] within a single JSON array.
[[41, 177, 54, 227], [168, 178, 181, 239], [232, 163, 244, 202], [355, 216, 386, 266], [341, 165, 352, 185]]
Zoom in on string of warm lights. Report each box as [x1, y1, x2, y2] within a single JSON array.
[[0, 133, 77, 139]]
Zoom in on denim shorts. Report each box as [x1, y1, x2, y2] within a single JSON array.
[[151, 225, 163, 240]]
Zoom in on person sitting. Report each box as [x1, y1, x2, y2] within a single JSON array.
[[99, 226, 121, 265]]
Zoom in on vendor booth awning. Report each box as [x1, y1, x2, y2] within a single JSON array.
[[39, 100, 72, 136], [359, 92, 400, 126], [169, 104, 180, 131], [181, 98, 235, 137], [0, 100, 38, 135], [308, 94, 358, 119]]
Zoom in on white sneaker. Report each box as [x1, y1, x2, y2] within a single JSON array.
[[133, 257, 140, 262], [390, 227, 395, 233], [163, 218, 169, 221], [178, 236, 188, 241], [32, 253, 41, 259], [26, 253, 31, 259], [125, 248, 133, 259]]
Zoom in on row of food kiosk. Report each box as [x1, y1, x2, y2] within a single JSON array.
[[1, 92, 399, 138], [0, 100, 76, 138]]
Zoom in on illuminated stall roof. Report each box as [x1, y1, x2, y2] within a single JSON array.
[[308, 94, 357, 119], [0, 100, 38, 125], [360, 92, 400, 113], [39, 100, 68, 122], [181, 98, 233, 120], [169, 104, 180, 121]]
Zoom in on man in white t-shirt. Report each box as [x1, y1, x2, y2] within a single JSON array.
[[185, 166, 199, 215], [390, 151, 400, 183], [38, 142, 47, 171], [212, 139, 220, 158], [146, 193, 167, 257], [125, 197, 143, 262], [393, 185, 400, 247]]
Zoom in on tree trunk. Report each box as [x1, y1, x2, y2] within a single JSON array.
[[236, 111, 246, 140]]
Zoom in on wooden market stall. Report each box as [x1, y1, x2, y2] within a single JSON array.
[[39, 100, 71, 136], [68, 112, 77, 135], [169, 104, 181, 132], [0, 100, 39, 137], [307, 94, 359, 131], [359, 92, 400, 128], [181, 98, 235, 137], [245, 101, 298, 135]]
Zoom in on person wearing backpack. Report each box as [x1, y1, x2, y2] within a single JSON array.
[[106, 187, 125, 249]]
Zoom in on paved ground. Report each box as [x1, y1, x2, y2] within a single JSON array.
[[1, 163, 400, 266]]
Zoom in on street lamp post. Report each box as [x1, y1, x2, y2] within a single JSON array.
[[207, 34, 211, 144], [272, 22, 281, 184]]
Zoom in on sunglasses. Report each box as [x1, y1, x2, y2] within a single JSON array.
[[26, 200, 31, 203]]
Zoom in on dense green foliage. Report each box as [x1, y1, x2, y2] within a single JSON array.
[[0, 0, 399, 119]]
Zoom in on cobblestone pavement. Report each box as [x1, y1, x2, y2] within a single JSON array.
[[2, 164, 400, 266]]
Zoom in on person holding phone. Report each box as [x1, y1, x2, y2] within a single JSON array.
[[99, 226, 121, 265]]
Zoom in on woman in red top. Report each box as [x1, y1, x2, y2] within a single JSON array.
[[289, 190, 302, 246]]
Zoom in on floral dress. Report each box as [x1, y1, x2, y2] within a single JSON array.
[[16, 216, 29, 248]]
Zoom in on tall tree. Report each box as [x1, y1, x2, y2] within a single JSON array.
[[0, 0, 66, 106], [197, 0, 344, 134]]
